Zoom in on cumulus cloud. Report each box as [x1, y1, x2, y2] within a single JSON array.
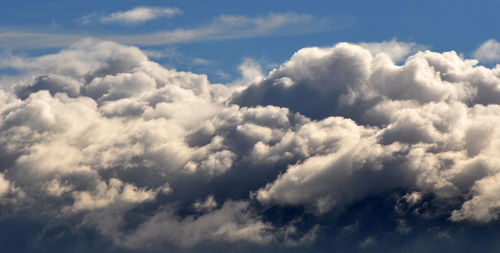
[[473, 39, 500, 63], [233, 41, 500, 219], [3, 38, 500, 251], [100, 7, 181, 24]]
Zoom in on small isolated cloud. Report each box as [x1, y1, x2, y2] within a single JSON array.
[[100, 7, 181, 24], [473, 39, 500, 63], [192, 58, 213, 65]]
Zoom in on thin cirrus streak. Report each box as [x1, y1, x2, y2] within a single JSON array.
[[1, 38, 500, 252], [0, 12, 348, 49]]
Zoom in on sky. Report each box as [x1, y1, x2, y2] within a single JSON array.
[[2, 0, 500, 81], [2, 1, 500, 252]]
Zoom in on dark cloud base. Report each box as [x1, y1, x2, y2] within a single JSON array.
[[1, 39, 500, 252], [4, 196, 500, 253]]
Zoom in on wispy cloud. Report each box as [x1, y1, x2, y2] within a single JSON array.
[[0, 12, 349, 49], [0, 31, 83, 49], [108, 12, 341, 45], [100, 6, 181, 24]]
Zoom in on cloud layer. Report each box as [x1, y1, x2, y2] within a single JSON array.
[[2, 39, 500, 251], [0, 12, 340, 49]]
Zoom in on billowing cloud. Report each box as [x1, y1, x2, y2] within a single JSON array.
[[3, 38, 500, 252], [232, 41, 500, 219]]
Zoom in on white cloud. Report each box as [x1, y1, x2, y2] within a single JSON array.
[[100, 7, 181, 24], [357, 39, 425, 62], [69, 178, 157, 212], [473, 39, 500, 62]]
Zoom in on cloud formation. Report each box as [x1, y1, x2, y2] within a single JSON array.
[[2, 38, 500, 251]]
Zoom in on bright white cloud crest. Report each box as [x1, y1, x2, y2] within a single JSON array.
[[2, 39, 500, 250]]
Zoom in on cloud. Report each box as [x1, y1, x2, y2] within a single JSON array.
[[450, 172, 500, 223], [193, 195, 217, 212], [357, 39, 425, 62], [100, 7, 181, 24], [107, 12, 331, 45], [0, 173, 12, 197], [232, 41, 500, 219], [4, 38, 500, 251], [231, 41, 483, 120], [0, 12, 349, 49], [119, 201, 273, 248], [0, 31, 83, 49], [229, 58, 265, 87], [0, 38, 276, 250], [473, 39, 500, 63]]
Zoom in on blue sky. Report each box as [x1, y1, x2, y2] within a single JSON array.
[[2, 0, 500, 82]]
